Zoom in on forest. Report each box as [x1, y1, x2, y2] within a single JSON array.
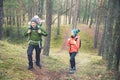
[[0, 0, 120, 80]]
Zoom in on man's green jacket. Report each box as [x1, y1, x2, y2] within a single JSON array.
[[24, 25, 47, 45]]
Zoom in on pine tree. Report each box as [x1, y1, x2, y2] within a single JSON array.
[[0, 0, 3, 40], [43, 0, 52, 56]]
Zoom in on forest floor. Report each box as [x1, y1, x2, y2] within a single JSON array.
[[28, 24, 106, 80], [0, 24, 115, 80]]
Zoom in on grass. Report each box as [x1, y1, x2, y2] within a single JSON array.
[[0, 24, 115, 80], [43, 49, 115, 80], [79, 30, 97, 53], [50, 25, 97, 54], [0, 41, 35, 80], [50, 25, 66, 49]]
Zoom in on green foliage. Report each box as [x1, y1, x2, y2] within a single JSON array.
[[3, 0, 26, 16], [43, 56, 66, 71], [53, 0, 58, 14], [90, 56, 105, 65], [51, 24, 97, 53], [0, 41, 35, 80], [51, 25, 65, 49], [2, 25, 28, 44], [78, 31, 97, 53], [52, 0, 64, 15]]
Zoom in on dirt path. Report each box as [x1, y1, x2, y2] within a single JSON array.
[[30, 26, 77, 80], [30, 24, 101, 80], [30, 60, 76, 80]]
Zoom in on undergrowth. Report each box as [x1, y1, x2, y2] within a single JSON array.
[[0, 41, 35, 80], [0, 24, 115, 80]]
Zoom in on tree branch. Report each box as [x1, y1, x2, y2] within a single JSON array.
[[52, 4, 76, 24]]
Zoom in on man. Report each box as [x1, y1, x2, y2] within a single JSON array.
[[24, 18, 47, 70], [66, 29, 81, 74]]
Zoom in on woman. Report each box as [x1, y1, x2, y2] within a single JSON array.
[[66, 29, 81, 74]]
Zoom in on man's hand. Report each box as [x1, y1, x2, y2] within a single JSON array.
[[38, 29, 41, 33], [27, 29, 31, 34]]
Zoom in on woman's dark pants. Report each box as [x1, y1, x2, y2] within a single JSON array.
[[69, 52, 77, 69]]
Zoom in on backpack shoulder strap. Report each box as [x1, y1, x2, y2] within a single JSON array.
[[75, 36, 80, 41], [75, 36, 81, 48]]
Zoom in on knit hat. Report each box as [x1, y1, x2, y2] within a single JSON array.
[[72, 29, 80, 35], [33, 15, 45, 25], [31, 18, 37, 24]]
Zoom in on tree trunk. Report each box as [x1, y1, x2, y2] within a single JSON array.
[[113, 19, 120, 71], [89, 13, 93, 28], [113, 0, 120, 71], [28, 1, 32, 20], [22, 14, 25, 25], [77, 0, 81, 23], [36, 0, 38, 15], [38, 0, 45, 18], [0, 0, 3, 40], [57, 0, 61, 35], [93, 0, 101, 48], [98, 0, 106, 56], [17, 16, 20, 38], [43, 0, 52, 56], [106, 0, 116, 70], [68, 0, 73, 24], [82, 0, 88, 24], [89, 0, 96, 28], [64, 0, 68, 24], [87, 0, 91, 25], [72, 0, 79, 29], [13, 16, 15, 25], [93, 0, 98, 24], [98, 16, 107, 57], [32, 0, 35, 17]]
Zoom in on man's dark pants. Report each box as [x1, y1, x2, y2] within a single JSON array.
[[27, 44, 41, 67], [69, 52, 77, 69]]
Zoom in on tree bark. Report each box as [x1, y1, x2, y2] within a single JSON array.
[[43, 0, 52, 56], [17, 16, 20, 39], [57, 0, 61, 35], [105, 0, 116, 70], [77, 0, 81, 23], [63, 0, 68, 24], [72, 0, 79, 29], [52, 3, 76, 24], [113, 18, 120, 71], [98, 16, 107, 57], [37, 0, 45, 18], [98, 0, 107, 56], [28, 1, 33, 20], [93, 0, 101, 48], [113, 0, 120, 71], [0, 0, 3, 40], [68, 0, 73, 24], [82, 0, 88, 24], [87, 0, 91, 25]]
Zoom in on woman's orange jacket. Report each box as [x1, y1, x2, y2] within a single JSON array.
[[66, 36, 80, 53]]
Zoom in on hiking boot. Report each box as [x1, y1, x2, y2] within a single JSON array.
[[73, 67, 76, 71], [69, 68, 74, 74], [36, 63, 42, 68], [28, 66, 33, 70]]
